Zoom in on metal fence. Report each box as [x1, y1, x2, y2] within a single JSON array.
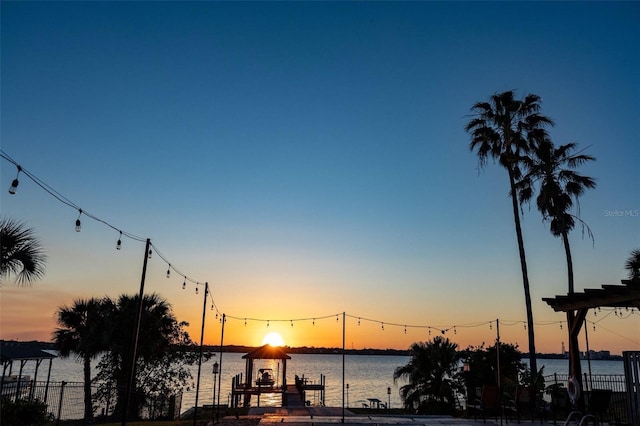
[[1, 380, 182, 422], [544, 373, 628, 424]]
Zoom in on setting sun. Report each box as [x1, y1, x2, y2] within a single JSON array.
[[262, 332, 285, 347]]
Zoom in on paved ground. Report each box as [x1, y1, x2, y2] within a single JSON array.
[[246, 407, 524, 425]]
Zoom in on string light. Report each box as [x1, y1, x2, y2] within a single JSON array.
[[195, 286, 199, 295], [148, 248, 153, 259], [166, 265, 171, 278], [404, 326, 407, 334], [182, 279, 186, 290], [312, 318, 315, 326], [244, 319, 247, 326], [116, 231, 122, 250], [75, 209, 82, 232], [8, 165, 21, 195], [267, 320, 270, 328], [358, 318, 361, 326], [291, 320, 294, 327], [381, 322, 384, 331], [454, 326, 457, 334]]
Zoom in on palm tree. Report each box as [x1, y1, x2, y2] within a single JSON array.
[[465, 90, 554, 383], [518, 139, 596, 294], [625, 249, 640, 282], [53, 297, 114, 422], [0, 217, 46, 286], [393, 336, 461, 414]]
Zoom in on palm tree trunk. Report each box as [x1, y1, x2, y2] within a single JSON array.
[[562, 231, 574, 294], [507, 166, 538, 383], [562, 231, 584, 409], [83, 355, 93, 421]]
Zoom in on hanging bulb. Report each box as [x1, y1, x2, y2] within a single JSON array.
[[381, 322, 384, 330], [182, 280, 186, 289], [560, 323, 563, 330], [441, 329, 445, 335], [404, 326, 407, 334], [116, 231, 122, 250], [267, 320, 270, 328], [210, 304, 214, 310], [357, 318, 361, 326], [166, 266, 171, 278], [336, 315, 339, 322], [215, 312, 218, 319], [428, 328, 431, 336], [75, 209, 82, 232], [148, 249, 153, 259], [523, 323, 527, 331], [8, 165, 21, 195], [244, 319, 247, 326], [454, 326, 457, 335], [291, 320, 293, 327], [195, 286, 199, 295], [593, 324, 596, 332], [489, 322, 492, 330], [312, 319, 315, 326]]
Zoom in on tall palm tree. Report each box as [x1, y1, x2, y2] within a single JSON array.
[[518, 139, 596, 294], [625, 249, 640, 282], [393, 336, 461, 414], [465, 90, 554, 383], [0, 217, 46, 286], [53, 297, 114, 422]]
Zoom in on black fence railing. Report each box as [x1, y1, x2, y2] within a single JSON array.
[[1, 380, 182, 422], [544, 373, 628, 424]]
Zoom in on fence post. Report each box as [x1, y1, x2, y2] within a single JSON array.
[[56, 381, 66, 426]]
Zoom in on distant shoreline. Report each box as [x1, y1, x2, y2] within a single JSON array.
[[1, 339, 625, 360]]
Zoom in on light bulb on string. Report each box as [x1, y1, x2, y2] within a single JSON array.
[[381, 322, 384, 331], [489, 322, 492, 330], [166, 265, 171, 279], [357, 318, 361, 326], [116, 231, 122, 250], [523, 323, 527, 330], [404, 326, 407, 334], [148, 249, 152, 259], [182, 279, 186, 290], [210, 304, 214, 311], [75, 209, 82, 232], [244, 319, 247, 326], [291, 320, 293, 327], [8, 165, 21, 195], [215, 313, 218, 319], [559, 323, 563, 330], [195, 286, 199, 295], [336, 314, 339, 322], [454, 326, 457, 335], [312, 318, 315, 326], [428, 327, 431, 336], [267, 320, 270, 328]]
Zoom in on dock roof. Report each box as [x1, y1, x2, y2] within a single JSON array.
[[242, 344, 291, 360]]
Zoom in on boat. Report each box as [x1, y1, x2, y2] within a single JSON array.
[[256, 368, 275, 387]]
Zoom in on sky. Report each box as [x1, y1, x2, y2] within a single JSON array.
[[1, 1, 638, 356]]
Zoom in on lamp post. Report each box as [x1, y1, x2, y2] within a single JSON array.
[[346, 383, 349, 408], [387, 387, 391, 412], [212, 361, 219, 425]]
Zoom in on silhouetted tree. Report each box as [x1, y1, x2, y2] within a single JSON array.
[[465, 90, 553, 382], [393, 336, 462, 414], [625, 248, 640, 282], [518, 139, 596, 294], [93, 293, 202, 420], [0, 217, 46, 286], [54, 297, 114, 422]]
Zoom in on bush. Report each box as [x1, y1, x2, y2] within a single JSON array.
[[0, 397, 53, 426]]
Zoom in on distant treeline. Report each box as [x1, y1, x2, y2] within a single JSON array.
[[2, 340, 623, 360]]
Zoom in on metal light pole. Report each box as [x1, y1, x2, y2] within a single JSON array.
[[346, 383, 349, 408], [212, 361, 219, 425], [193, 282, 209, 426]]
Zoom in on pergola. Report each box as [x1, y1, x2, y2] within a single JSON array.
[[542, 279, 640, 412]]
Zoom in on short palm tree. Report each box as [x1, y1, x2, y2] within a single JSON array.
[[465, 90, 554, 383], [393, 336, 461, 414], [518, 139, 596, 294], [0, 217, 46, 286], [53, 297, 114, 422], [625, 249, 640, 282]]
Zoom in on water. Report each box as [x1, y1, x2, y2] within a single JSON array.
[[13, 352, 625, 414]]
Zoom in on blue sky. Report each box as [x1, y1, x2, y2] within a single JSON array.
[[1, 1, 638, 352]]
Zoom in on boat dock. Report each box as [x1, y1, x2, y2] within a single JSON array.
[[230, 345, 325, 408]]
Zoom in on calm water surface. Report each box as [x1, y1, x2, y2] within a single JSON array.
[[16, 352, 625, 413]]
